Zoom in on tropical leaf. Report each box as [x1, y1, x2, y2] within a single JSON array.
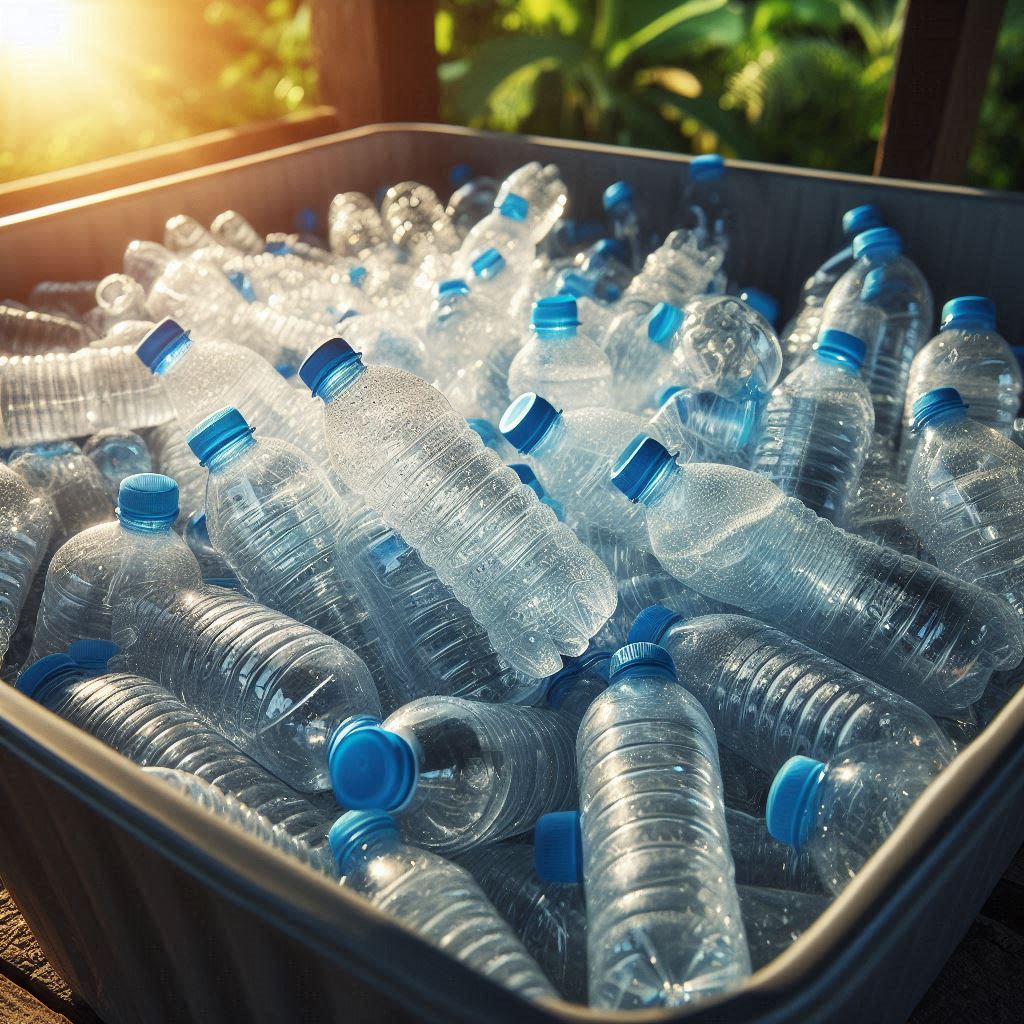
[[606, 0, 745, 69]]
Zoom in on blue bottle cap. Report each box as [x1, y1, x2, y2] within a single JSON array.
[[275, 363, 297, 380], [348, 266, 368, 288], [602, 180, 634, 212], [544, 650, 612, 709], [186, 407, 254, 467], [627, 605, 684, 645], [689, 154, 725, 183], [738, 287, 780, 328], [508, 462, 542, 495], [656, 384, 686, 407], [499, 194, 529, 222], [449, 162, 473, 189], [226, 270, 256, 303], [842, 204, 883, 239], [499, 393, 561, 454], [860, 267, 908, 305], [16, 654, 84, 699], [436, 278, 471, 299], [852, 227, 901, 261], [767, 755, 827, 849], [136, 317, 191, 372], [466, 417, 502, 450], [534, 811, 583, 884], [117, 473, 178, 526], [940, 296, 996, 332], [328, 810, 400, 871], [327, 715, 418, 811], [647, 302, 684, 346], [608, 642, 676, 683], [610, 435, 676, 503], [912, 387, 969, 432], [66, 639, 119, 674], [470, 248, 506, 280], [299, 338, 363, 397], [816, 329, 867, 371], [531, 295, 580, 334], [556, 271, 597, 299], [589, 238, 628, 264]]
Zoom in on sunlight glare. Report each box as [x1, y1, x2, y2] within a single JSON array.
[[0, 0, 72, 58]]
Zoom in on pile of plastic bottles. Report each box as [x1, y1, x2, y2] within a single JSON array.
[[3, 156, 1024, 1011]]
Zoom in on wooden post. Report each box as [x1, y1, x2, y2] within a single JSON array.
[[310, 0, 440, 129], [874, 0, 1006, 183]]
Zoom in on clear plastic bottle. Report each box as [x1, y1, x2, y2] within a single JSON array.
[[146, 420, 208, 523], [572, 642, 750, 1008], [0, 305, 95, 355], [494, 162, 568, 245], [89, 274, 149, 334], [116, 585, 380, 791], [445, 165, 500, 238], [336, 311, 433, 380], [186, 407, 391, 704], [616, 229, 725, 311], [766, 744, 946, 894], [210, 209, 266, 255], [542, 649, 611, 727], [678, 154, 732, 260], [647, 385, 760, 467], [300, 338, 617, 677], [329, 811, 556, 1000], [906, 387, 1024, 617], [611, 436, 1024, 714], [725, 808, 823, 894], [750, 329, 874, 523], [456, 840, 587, 1002], [82, 429, 152, 501], [0, 346, 171, 445], [326, 697, 577, 853], [27, 280, 102, 320], [737, 287, 780, 330], [0, 463, 56, 664], [327, 192, 390, 257], [183, 513, 239, 589], [507, 296, 612, 412], [630, 608, 954, 773], [28, 474, 202, 661], [602, 302, 680, 411], [452, 194, 534, 279], [164, 213, 218, 253], [17, 652, 329, 843], [603, 180, 646, 272], [899, 296, 1022, 474], [738, 885, 831, 969], [380, 181, 461, 259], [145, 768, 337, 876]]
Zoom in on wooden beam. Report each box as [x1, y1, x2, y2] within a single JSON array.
[[311, 0, 440, 129], [875, 0, 1006, 183]]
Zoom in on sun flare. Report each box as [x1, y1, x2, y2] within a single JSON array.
[[0, 0, 72, 58]]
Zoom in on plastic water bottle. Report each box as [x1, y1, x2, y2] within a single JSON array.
[[0, 345, 170, 445], [766, 744, 946, 894], [467, 416, 516, 461], [146, 420, 208, 523], [542, 649, 611, 727], [646, 385, 760, 467], [82, 429, 152, 501], [452, 194, 534, 279], [567, 642, 749, 1008], [182, 513, 238, 589], [617, 230, 725, 312], [573, 239, 634, 299], [899, 297, 1022, 474], [146, 768, 337, 875], [906, 387, 1024, 617], [17, 651, 329, 842], [456, 841, 587, 1002], [750, 330, 874, 523], [467, 245, 523, 314], [164, 214, 218, 253], [507, 297, 612, 412], [424, 279, 488, 389], [499, 394, 648, 545], [88, 274, 149, 335], [725, 808, 823, 894], [89, 319, 157, 351], [328, 811, 556, 1000], [494, 162, 568, 244], [333, 311, 433, 380], [820, 228, 934, 442], [603, 181, 646, 272], [629, 608, 954, 773], [0, 305, 95, 355], [738, 885, 830, 969], [380, 181, 461, 260], [737, 287, 780, 330], [300, 338, 616, 677], [0, 464, 56, 664], [27, 280, 102, 320], [327, 698, 577, 852], [446, 165, 499, 238], [679, 154, 731, 258], [611, 437, 1024, 714], [28, 474, 202, 661], [116, 585, 380, 791], [185, 407, 391, 703], [327, 192, 391, 258], [601, 302, 681, 411], [210, 209, 266, 255], [509, 462, 565, 521]]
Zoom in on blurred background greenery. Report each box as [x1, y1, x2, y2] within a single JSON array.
[[1, 0, 1021, 190]]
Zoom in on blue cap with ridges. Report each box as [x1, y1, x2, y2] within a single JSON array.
[[299, 338, 363, 397], [327, 715, 418, 811], [117, 473, 178, 525], [348, 265, 368, 287], [545, 650, 612, 709], [67, 639, 119, 674], [628, 605, 684, 645], [816, 329, 866, 371], [647, 302, 684, 346], [499, 194, 529, 222], [534, 811, 583, 884], [499, 393, 561, 454], [611, 434, 676, 503], [739, 288, 780, 328], [449, 162, 473, 188], [470, 248, 506, 280], [912, 387, 969, 432], [531, 295, 580, 334], [186, 407, 254, 467], [602, 181, 634, 212], [437, 278, 471, 299], [16, 654, 84, 699], [941, 296, 995, 332], [136, 317, 191, 372], [609, 642, 676, 683], [226, 270, 256, 303], [842, 205, 883, 239], [689, 154, 725, 182], [852, 227, 901, 260], [767, 755, 827, 849], [328, 810, 400, 871]]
